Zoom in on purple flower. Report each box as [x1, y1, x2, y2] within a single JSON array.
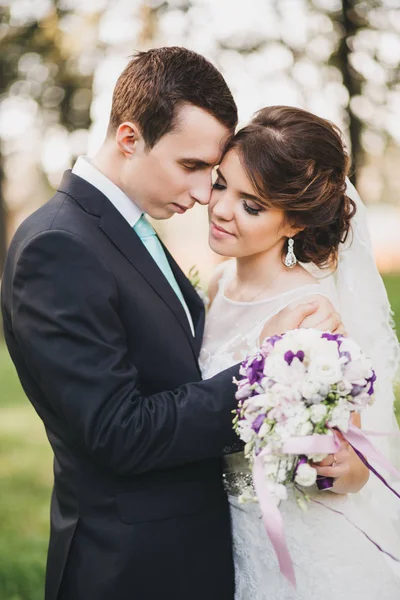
[[350, 384, 364, 397], [261, 334, 283, 356], [366, 370, 377, 396], [252, 414, 265, 433], [245, 355, 265, 385], [322, 332, 343, 349], [269, 334, 283, 346], [284, 350, 305, 365], [322, 333, 341, 342]]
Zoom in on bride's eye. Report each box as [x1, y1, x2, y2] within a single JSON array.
[[212, 181, 226, 191], [243, 200, 263, 216]]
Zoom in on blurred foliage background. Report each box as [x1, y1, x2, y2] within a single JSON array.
[[1, 0, 400, 598]]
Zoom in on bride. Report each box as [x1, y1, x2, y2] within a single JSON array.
[[199, 106, 400, 599]]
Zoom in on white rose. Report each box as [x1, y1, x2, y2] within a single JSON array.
[[294, 463, 318, 487], [310, 404, 328, 424]]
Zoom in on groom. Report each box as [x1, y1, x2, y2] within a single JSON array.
[[1, 47, 342, 600]]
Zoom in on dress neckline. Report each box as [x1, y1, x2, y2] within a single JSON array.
[[222, 282, 321, 306]]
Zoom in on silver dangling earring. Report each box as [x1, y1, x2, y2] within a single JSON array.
[[284, 238, 297, 268]]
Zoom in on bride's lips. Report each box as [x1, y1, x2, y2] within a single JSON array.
[[210, 222, 235, 239]]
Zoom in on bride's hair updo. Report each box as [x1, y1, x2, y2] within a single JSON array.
[[225, 105, 356, 268]]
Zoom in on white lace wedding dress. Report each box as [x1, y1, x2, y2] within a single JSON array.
[[199, 260, 400, 600]]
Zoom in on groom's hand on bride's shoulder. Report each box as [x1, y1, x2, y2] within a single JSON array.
[[261, 295, 345, 338], [296, 295, 345, 334]]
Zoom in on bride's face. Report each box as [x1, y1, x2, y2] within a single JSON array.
[[208, 149, 295, 258]]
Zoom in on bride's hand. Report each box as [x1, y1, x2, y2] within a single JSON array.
[[311, 427, 370, 494]]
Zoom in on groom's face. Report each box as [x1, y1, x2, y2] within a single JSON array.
[[118, 104, 232, 219]]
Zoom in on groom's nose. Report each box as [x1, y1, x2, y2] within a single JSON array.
[[190, 174, 213, 206]]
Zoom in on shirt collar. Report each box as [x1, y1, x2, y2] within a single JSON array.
[[72, 156, 142, 227]]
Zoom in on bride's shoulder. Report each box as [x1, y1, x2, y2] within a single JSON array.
[[207, 259, 234, 305]]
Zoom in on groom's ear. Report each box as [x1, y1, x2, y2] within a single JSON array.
[[115, 122, 143, 157]]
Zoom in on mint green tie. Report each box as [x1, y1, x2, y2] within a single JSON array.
[[133, 215, 194, 336]]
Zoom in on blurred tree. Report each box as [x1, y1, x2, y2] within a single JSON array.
[[318, 0, 400, 185], [138, 0, 400, 189], [0, 1, 99, 276]]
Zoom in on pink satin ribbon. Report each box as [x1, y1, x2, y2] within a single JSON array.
[[252, 435, 340, 588], [343, 423, 400, 479], [252, 427, 400, 589]]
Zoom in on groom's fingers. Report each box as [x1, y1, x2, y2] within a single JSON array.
[[287, 301, 319, 328], [314, 312, 342, 332]]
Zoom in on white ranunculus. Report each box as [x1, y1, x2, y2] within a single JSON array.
[[294, 463, 318, 487], [308, 355, 343, 386], [310, 404, 328, 424]]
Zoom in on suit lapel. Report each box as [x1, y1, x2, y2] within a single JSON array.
[[58, 171, 202, 358], [99, 201, 201, 354], [161, 241, 205, 355]]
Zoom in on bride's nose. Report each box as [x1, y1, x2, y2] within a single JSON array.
[[210, 192, 234, 221]]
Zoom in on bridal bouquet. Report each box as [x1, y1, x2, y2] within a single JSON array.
[[234, 328, 376, 504]]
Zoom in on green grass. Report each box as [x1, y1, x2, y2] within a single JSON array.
[[0, 274, 399, 599], [0, 345, 53, 600]]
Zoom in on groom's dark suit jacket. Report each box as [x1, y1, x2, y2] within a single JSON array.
[[1, 171, 240, 600]]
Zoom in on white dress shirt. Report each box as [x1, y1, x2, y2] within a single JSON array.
[[72, 156, 142, 227]]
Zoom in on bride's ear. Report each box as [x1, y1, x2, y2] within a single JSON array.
[[282, 223, 305, 239]]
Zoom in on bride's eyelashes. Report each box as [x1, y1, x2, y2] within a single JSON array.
[[243, 200, 263, 216], [212, 178, 264, 216]]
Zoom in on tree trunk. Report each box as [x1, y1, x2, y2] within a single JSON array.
[[338, 0, 364, 186]]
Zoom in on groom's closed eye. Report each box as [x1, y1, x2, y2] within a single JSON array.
[[179, 159, 212, 171]]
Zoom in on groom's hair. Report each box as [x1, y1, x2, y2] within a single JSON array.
[[108, 46, 237, 147]]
